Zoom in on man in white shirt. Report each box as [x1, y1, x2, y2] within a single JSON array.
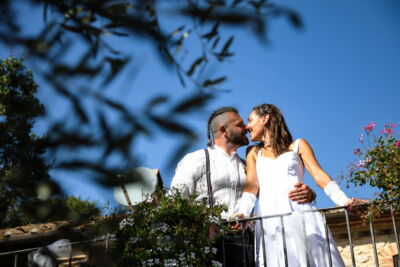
[[170, 107, 314, 266]]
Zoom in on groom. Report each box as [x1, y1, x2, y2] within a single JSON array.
[[170, 106, 315, 267]]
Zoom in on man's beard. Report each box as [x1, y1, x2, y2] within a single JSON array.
[[226, 130, 249, 146]]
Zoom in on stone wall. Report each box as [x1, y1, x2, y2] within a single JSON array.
[[326, 209, 399, 267], [335, 231, 398, 266]]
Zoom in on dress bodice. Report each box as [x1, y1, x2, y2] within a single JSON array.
[[256, 140, 306, 215]]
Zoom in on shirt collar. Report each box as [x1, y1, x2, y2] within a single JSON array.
[[213, 144, 238, 160]]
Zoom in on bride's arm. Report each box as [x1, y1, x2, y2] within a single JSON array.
[[233, 146, 259, 218], [298, 138, 368, 206], [243, 145, 260, 196], [297, 138, 332, 189]]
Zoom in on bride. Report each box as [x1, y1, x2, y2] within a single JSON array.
[[237, 103, 366, 267]]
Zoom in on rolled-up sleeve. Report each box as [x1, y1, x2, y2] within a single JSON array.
[[170, 151, 204, 199]]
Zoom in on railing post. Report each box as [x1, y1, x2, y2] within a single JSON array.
[[323, 211, 333, 267], [369, 220, 379, 267], [105, 238, 109, 267], [69, 242, 73, 267], [391, 207, 400, 267], [241, 228, 247, 267], [222, 234, 226, 267], [344, 208, 356, 267], [259, 218, 267, 267], [14, 253, 18, 267], [280, 216, 288, 267], [301, 213, 311, 267]]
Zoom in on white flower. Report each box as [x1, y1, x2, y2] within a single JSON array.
[[211, 260, 223, 267], [156, 235, 171, 247], [164, 259, 178, 266], [153, 223, 168, 233], [129, 237, 139, 244], [190, 252, 195, 259], [212, 247, 218, 254], [208, 215, 219, 224], [101, 233, 116, 241], [119, 217, 135, 230], [204, 246, 210, 254]]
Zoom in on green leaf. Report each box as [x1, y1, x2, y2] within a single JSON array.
[[186, 56, 205, 77], [202, 76, 227, 87]]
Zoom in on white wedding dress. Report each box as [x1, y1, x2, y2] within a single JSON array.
[[255, 140, 345, 267]]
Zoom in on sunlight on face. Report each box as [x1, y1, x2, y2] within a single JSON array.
[[247, 111, 264, 142]]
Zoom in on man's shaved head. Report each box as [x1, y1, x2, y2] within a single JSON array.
[[207, 107, 238, 145]]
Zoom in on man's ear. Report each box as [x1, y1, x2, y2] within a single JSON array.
[[262, 114, 270, 125], [219, 124, 226, 134]]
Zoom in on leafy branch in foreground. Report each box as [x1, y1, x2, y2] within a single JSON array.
[[1, 0, 302, 224]]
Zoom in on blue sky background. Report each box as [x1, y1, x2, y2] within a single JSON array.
[[2, 0, 400, 210]]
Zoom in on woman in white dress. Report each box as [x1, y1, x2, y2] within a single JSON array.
[[237, 103, 364, 267]]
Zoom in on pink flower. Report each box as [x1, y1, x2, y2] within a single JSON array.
[[395, 140, 400, 147], [353, 148, 361, 155], [347, 205, 352, 211], [380, 128, 395, 134], [389, 122, 397, 128], [357, 160, 365, 169], [362, 122, 376, 132]]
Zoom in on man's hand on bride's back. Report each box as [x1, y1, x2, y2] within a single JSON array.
[[288, 182, 315, 204]]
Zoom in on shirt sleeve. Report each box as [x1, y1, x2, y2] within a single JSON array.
[[169, 150, 205, 199]]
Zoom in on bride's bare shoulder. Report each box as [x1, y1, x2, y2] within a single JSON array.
[[246, 144, 261, 156]]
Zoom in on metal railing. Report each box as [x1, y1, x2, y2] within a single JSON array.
[[0, 205, 399, 267], [232, 205, 400, 267], [0, 238, 109, 267]]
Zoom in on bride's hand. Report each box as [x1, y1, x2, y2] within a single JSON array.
[[346, 197, 369, 206]]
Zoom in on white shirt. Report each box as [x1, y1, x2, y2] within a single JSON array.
[[170, 145, 246, 218]]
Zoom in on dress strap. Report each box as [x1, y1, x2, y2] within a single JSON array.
[[293, 139, 301, 154]]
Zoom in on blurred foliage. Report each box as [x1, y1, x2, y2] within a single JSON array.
[[0, 57, 101, 227], [102, 189, 228, 266], [340, 122, 400, 220], [50, 195, 101, 222], [0, 0, 302, 225]]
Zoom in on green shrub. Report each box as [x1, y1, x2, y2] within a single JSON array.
[[107, 190, 228, 266]]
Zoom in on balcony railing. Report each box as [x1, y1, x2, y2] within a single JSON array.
[[0, 205, 399, 267], [233, 205, 400, 267]]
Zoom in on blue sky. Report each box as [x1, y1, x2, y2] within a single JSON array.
[[2, 0, 400, 210]]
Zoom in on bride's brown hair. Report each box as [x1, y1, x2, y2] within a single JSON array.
[[252, 103, 293, 157]]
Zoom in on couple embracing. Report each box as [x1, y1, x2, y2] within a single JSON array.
[[170, 104, 364, 267]]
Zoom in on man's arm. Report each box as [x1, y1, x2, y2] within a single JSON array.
[[288, 183, 316, 204], [169, 151, 203, 198]]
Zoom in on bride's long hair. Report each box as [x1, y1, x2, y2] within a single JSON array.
[[252, 103, 293, 157]]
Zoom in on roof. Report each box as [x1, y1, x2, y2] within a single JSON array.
[[0, 220, 98, 249]]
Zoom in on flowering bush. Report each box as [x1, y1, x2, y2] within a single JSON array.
[[106, 190, 228, 267], [342, 122, 400, 219]]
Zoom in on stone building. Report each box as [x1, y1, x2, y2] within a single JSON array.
[[327, 208, 399, 267]]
